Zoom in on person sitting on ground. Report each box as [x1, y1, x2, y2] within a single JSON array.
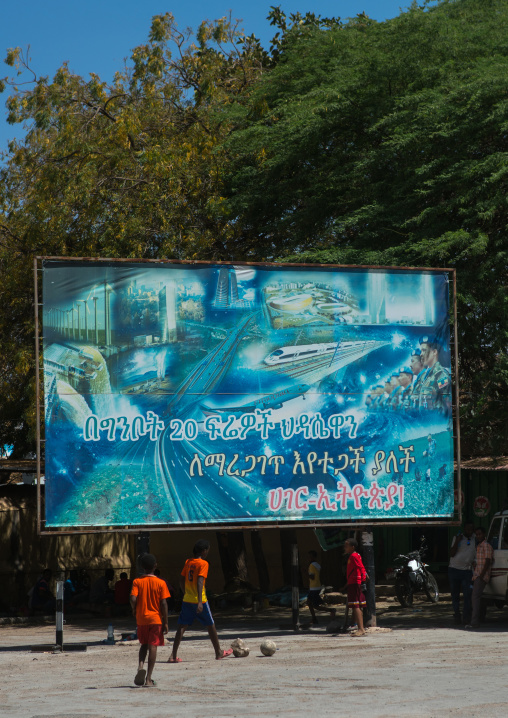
[[168, 539, 233, 663], [306, 550, 336, 625], [342, 538, 368, 637], [130, 553, 170, 688], [31, 569, 56, 613], [114, 572, 132, 607], [89, 568, 115, 606]]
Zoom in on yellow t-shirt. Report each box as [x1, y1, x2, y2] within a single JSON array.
[[181, 557, 208, 603], [308, 561, 321, 590]]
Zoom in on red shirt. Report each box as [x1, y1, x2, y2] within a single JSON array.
[[114, 577, 132, 605], [347, 552, 367, 585]]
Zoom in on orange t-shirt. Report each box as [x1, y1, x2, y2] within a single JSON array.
[[131, 575, 170, 625], [181, 558, 208, 604]]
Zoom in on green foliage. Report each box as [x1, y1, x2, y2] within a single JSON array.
[[266, 6, 343, 64], [0, 1, 507, 457], [0, 13, 268, 456], [220, 0, 508, 456]]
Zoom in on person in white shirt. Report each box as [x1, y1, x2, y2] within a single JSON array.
[[448, 522, 476, 625]]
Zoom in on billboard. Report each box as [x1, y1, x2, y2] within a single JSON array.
[[39, 260, 456, 528]]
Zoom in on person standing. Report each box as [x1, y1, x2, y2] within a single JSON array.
[[130, 553, 170, 687], [343, 538, 368, 637], [168, 539, 233, 662], [114, 572, 132, 608], [306, 550, 336, 625], [466, 527, 494, 629], [448, 522, 476, 624]]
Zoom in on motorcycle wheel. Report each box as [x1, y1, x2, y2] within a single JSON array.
[[395, 578, 413, 607], [423, 572, 439, 603]]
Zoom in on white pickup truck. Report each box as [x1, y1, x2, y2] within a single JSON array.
[[483, 510, 508, 608]]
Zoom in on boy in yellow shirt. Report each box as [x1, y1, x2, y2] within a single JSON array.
[[168, 539, 233, 662], [307, 550, 336, 625]]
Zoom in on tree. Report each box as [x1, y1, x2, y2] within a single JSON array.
[[0, 2, 507, 457], [220, 0, 508, 455], [0, 8, 346, 457], [0, 14, 268, 455]]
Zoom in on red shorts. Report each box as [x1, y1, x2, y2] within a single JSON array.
[[137, 624, 164, 646], [347, 584, 366, 608]]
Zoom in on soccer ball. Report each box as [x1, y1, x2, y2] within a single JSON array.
[[260, 639, 277, 656], [231, 638, 250, 658]]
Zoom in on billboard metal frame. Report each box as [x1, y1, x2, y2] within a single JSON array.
[[34, 256, 461, 535]]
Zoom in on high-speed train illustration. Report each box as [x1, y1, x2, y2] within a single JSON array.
[[264, 341, 377, 366], [200, 383, 310, 416]]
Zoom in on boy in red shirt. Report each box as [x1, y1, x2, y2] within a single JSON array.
[[130, 553, 170, 687], [343, 538, 368, 637], [168, 539, 232, 662]]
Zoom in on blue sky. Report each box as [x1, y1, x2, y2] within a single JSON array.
[[0, 1, 415, 152]]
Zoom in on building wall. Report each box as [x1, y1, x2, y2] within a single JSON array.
[[1, 469, 506, 608], [0, 486, 132, 607]]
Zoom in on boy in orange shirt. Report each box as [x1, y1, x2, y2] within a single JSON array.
[[130, 553, 170, 687], [168, 539, 232, 662]]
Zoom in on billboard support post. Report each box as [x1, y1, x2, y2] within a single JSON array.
[[55, 580, 64, 651], [452, 271, 462, 525], [291, 544, 300, 631], [361, 533, 377, 627], [34, 257, 42, 534]]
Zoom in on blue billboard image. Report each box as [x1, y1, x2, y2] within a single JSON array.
[[41, 260, 455, 527]]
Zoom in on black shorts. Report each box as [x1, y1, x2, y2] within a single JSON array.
[[308, 590, 323, 607]]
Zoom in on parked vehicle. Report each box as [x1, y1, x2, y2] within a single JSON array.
[[482, 510, 508, 610], [386, 537, 439, 607]]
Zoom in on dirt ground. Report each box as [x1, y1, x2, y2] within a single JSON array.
[[1, 596, 508, 718]]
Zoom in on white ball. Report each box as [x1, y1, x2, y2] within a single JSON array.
[[260, 639, 277, 656]]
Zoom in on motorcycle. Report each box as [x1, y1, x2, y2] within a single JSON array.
[[386, 537, 439, 607]]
